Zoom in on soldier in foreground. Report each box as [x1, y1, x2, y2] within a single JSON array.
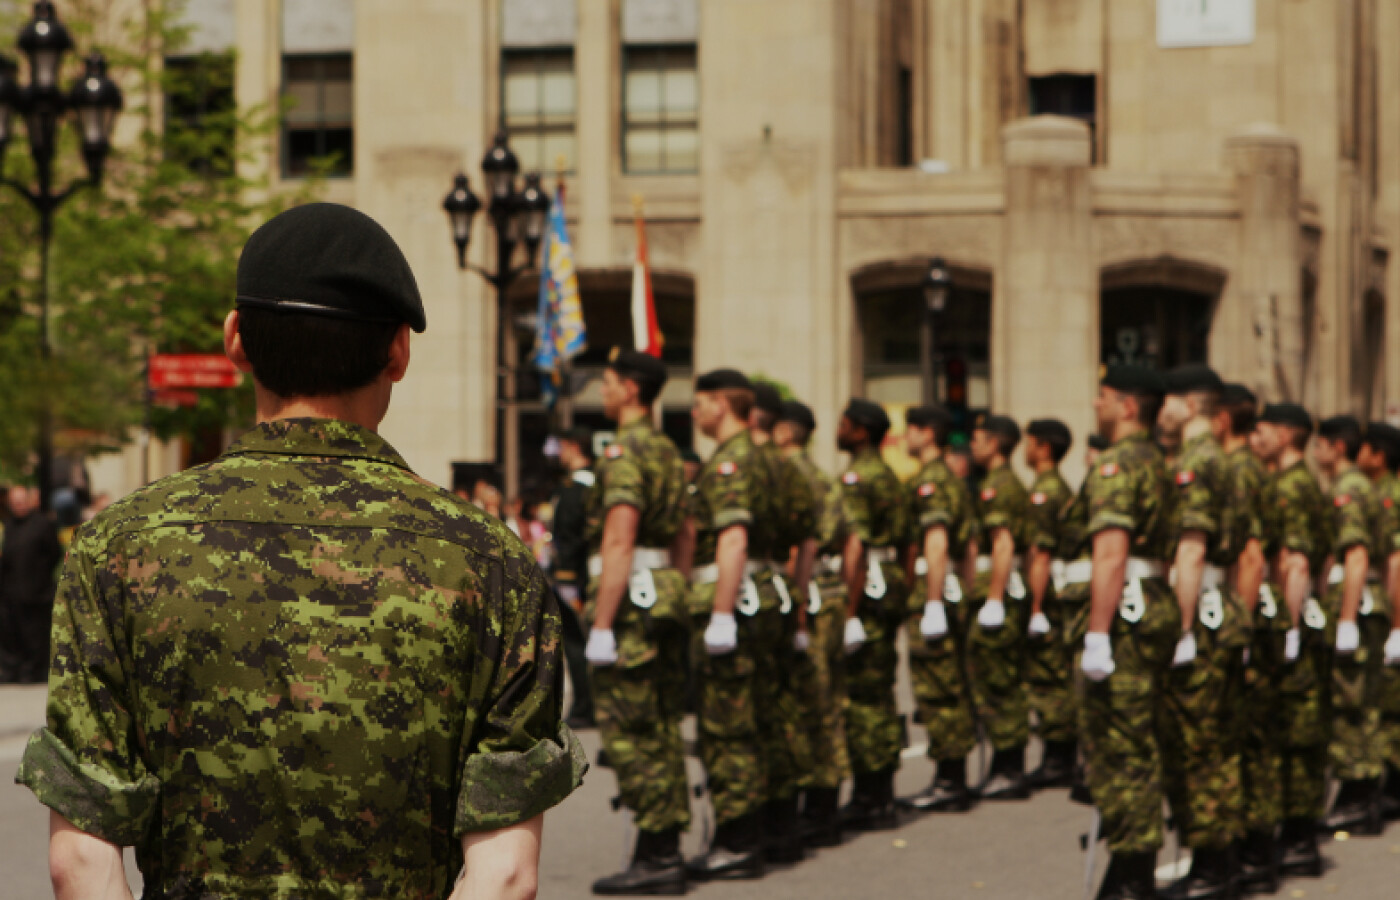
[[584, 350, 692, 896], [17, 204, 587, 900]]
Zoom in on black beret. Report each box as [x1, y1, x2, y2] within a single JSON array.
[[1258, 403, 1313, 432], [237, 203, 425, 332], [1364, 422, 1400, 450], [695, 368, 752, 392], [1101, 364, 1165, 395], [1027, 418, 1071, 446], [843, 398, 889, 433], [752, 381, 783, 416], [1087, 433, 1111, 452], [555, 426, 593, 449], [1163, 364, 1224, 395], [905, 405, 951, 431], [609, 348, 667, 390], [777, 400, 816, 432], [1318, 415, 1361, 440], [1221, 382, 1256, 407], [975, 414, 1021, 446]]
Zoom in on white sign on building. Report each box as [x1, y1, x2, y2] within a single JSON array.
[[1157, 0, 1254, 49]]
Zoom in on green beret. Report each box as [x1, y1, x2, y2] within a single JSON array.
[[975, 413, 1021, 447], [609, 348, 667, 390], [1087, 433, 1111, 452], [1101, 364, 1165, 395], [752, 382, 783, 416], [695, 368, 752, 392], [1259, 403, 1312, 432], [1027, 418, 1071, 446], [777, 400, 815, 431], [843, 398, 889, 434], [1221, 382, 1256, 407], [906, 405, 951, 431], [1163, 364, 1224, 396], [237, 203, 426, 332]]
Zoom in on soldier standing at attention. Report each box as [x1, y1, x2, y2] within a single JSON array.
[[584, 350, 693, 896], [1022, 419, 1078, 790], [17, 204, 587, 900], [774, 400, 853, 847], [1078, 365, 1176, 900], [901, 405, 979, 813], [836, 400, 909, 831], [552, 427, 597, 730], [684, 370, 777, 880], [967, 415, 1033, 800], [1154, 366, 1250, 900], [1313, 416, 1385, 836]]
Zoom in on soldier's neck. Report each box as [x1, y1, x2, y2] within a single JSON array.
[[1112, 420, 1146, 444], [986, 454, 1007, 472], [1034, 459, 1056, 475], [1223, 433, 1249, 454], [714, 416, 748, 445], [919, 445, 943, 465], [1278, 447, 1304, 471], [255, 385, 388, 433], [1182, 417, 1213, 444], [616, 406, 651, 429], [751, 429, 772, 446]]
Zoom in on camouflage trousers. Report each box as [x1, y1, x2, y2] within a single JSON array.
[[1158, 589, 1249, 850], [589, 580, 692, 833], [1241, 593, 1291, 832], [1026, 592, 1077, 745], [1380, 662, 1400, 771], [759, 571, 815, 803], [1278, 610, 1333, 820], [794, 576, 852, 791], [1325, 584, 1388, 781], [968, 573, 1029, 752], [1080, 578, 1178, 854], [906, 574, 976, 763], [844, 563, 907, 776]]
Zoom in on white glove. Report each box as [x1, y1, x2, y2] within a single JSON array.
[[1082, 632, 1115, 682], [1385, 629, 1400, 666], [1172, 632, 1198, 668], [705, 613, 739, 656], [1336, 619, 1360, 655], [1028, 612, 1051, 638], [978, 598, 1006, 630], [585, 628, 618, 666], [920, 601, 948, 639], [1284, 628, 1301, 663], [794, 630, 811, 652], [557, 584, 580, 606], [844, 616, 868, 654]]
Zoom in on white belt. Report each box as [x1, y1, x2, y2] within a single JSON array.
[[975, 554, 1024, 573], [1200, 564, 1227, 591], [691, 560, 765, 586], [588, 548, 672, 579], [1327, 564, 1344, 586], [868, 547, 898, 565], [1063, 559, 1093, 586], [1061, 557, 1163, 586], [819, 555, 843, 575]]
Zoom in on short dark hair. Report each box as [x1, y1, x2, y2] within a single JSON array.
[[1029, 430, 1070, 462], [1363, 436, 1400, 471], [1225, 400, 1257, 437], [719, 387, 755, 421], [1318, 416, 1363, 461], [1129, 390, 1163, 428], [784, 422, 812, 446], [239, 307, 398, 398], [629, 374, 663, 406]]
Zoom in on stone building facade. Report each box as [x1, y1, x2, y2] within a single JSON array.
[[96, 0, 1400, 493]]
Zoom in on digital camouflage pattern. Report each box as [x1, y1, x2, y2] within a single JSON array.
[[1058, 478, 1094, 647], [758, 440, 817, 563], [1079, 429, 1180, 854], [968, 461, 1032, 752], [16, 419, 586, 900], [1159, 432, 1248, 850], [1024, 467, 1077, 745], [584, 416, 692, 834], [840, 446, 910, 776], [1369, 472, 1400, 778], [905, 456, 977, 764]]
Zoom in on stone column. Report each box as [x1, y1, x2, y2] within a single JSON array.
[[1224, 125, 1302, 403], [998, 116, 1096, 481], [573, 0, 613, 265]]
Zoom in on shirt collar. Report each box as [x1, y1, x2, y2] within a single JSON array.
[[618, 416, 655, 438], [222, 418, 413, 472]]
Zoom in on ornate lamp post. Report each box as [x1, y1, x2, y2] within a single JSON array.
[[921, 257, 953, 406], [0, 2, 123, 509], [442, 132, 551, 500]]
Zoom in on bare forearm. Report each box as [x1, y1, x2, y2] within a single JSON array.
[[49, 813, 134, 900], [1388, 551, 1400, 629], [1028, 548, 1051, 615], [1089, 531, 1128, 634], [1235, 539, 1265, 613], [455, 815, 543, 900], [988, 528, 1013, 599], [1174, 532, 1207, 631], [1340, 545, 1368, 622], [592, 508, 639, 631], [844, 533, 864, 616], [1281, 552, 1310, 627], [924, 527, 949, 601], [670, 519, 696, 580], [714, 527, 748, 616]]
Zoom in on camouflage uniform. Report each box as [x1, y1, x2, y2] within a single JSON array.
[[1079, 430, 1179, 854], [788, 448, 853, 792], [1158, 431, 1251, 851], [1377, 476, 1400, 780], [968, 462, 1032, 752], [16, 420, 586, 899], [840, 447, 911, 777], [1262, 459, 1332, 822], [1326, 465, 1387, 782], [905, 456, 978, 764], [1024, 467, 1077, 745], [687, 430, 781, 826], [584, 416, 692, 834]]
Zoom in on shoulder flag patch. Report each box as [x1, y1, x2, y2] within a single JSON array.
[[1099, 463, 1119, 478], [919, 483, 937, 498], [605, 444, 624, 459], [1335, 494, 1351, 507], [1176, 470, 1195, 487], [1031, 492, 1047, 505], [1386, 498, 1394, 509], [718, 461, 738, 476], [981, 487, 997, 502], [843, 471, 860, 485]]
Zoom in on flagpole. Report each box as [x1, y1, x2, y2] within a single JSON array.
[[556, 156, 574, 430]]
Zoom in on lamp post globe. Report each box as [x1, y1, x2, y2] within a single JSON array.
[[68, 52, 123, 184], [17, 1, 72, 91], [481, 130, 520, 204], [517, 172, 551, 262], [924, 256, 953, 314], [442, 173, 481, 269]]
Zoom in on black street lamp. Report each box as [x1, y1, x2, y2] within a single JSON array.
[[921, 257, 954, 406], [0, 2, 123, 510], [442, 132, 551, 500]]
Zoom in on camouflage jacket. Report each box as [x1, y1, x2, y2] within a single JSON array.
[[16, 419, 586, 900], [1084, 429, 1174, 562], [1225, 445, 1268, 555], [585, 416, 687, 553], [787, 448, 848, 558], [840, 446, 908, 549], [1168, 431, 1243, 567], [1370, 471, 1400, 564], [1261, 458, 1329, 578], [975, 461, 1030, 554], [689, 430, 774, 566], [1330, 464, 1378, 560], [907, 456, 975, 559], [758, 439, 816, 562], [1027, 468, 1074, 557], [1058, 479, 1092, 562]]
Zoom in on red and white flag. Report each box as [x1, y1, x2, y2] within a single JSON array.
[[631, 203, 664, 358]]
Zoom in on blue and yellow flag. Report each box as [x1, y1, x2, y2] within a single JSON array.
[[535, 187, 587, 406]]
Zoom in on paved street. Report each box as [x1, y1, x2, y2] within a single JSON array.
[[2, 683, 1398, 899]]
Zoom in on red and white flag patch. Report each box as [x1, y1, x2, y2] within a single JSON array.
[[1099, 463, 1119, 478], [1176, 471, 1195, 487], [605, 444, 624, 459], [1335, 494, 1351, 507], [718, 461, 738, 476], [919, 483, 937, 498], [1031, 492, 1047, 505], [981, 487, 997, 502], [843, 472, 859, 485]]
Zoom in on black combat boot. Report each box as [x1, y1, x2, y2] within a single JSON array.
[[1235, 829, 1279, 895], [1027, 740, 1077, 789], [685, 814, 764, 882], [1324, 778, 1382, 835], [799, 788, 842, 848], [1160, 845, 1234, 900], [591, 828, 687, 896], [1070, 758, 1094, 805], [840, 770, 898, 831], [1277, 817, 1322, 878], [902, 758, 973, 812], [977, 746, 1031, 800], [1096, 851, 1158, 900], [762, 796, 804, 865]]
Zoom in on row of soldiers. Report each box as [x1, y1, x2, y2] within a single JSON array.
[[578, 350, 1400, 899]]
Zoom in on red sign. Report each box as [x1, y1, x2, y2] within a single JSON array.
[[148, 354, 243, 390], [152, 389, 200, 408]]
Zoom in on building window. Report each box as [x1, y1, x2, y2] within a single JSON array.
[[282, 54, 353, 177], [502, 49, 577, 174], [1028, 74, 1096, 162], [623, 45, 698, 174], [164, 53, 235, 175]]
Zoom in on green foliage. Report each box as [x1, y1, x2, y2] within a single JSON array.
[[749, 374, 796, 402]]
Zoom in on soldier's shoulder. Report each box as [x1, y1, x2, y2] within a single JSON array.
[[1335, 468, 1372, 498]]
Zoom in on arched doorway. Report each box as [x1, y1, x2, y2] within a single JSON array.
[[1099, 257, 1225, 370]]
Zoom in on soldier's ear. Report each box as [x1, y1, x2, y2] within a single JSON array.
[[224, 310, 253, 374]]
